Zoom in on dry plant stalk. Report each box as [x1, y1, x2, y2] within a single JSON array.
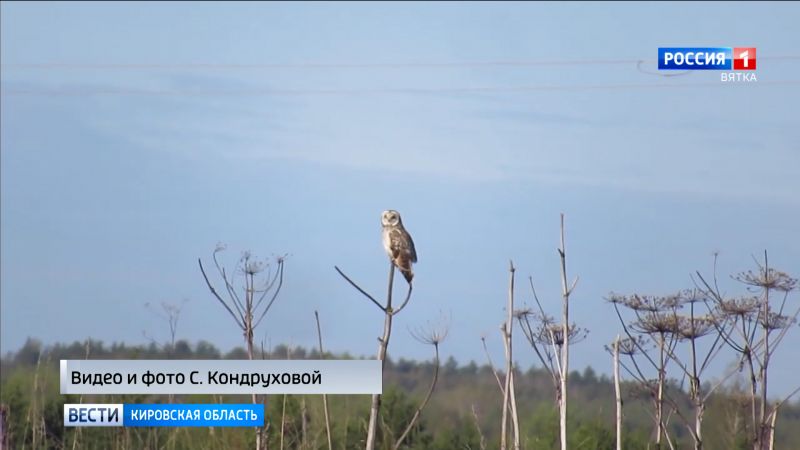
[[314, 311, 333, 450], [608, 292, 688, 449], [556, 213, 576, 450], [143, 299, 188, 405], [393, 320, 448, 449], [612, 335, 622, 450], [279, 344, 293, 450], [615, 289, 730, 450], [481, 336, 504, 393], [143, 299, 188, 356], [515, 214, 582, 450], [0, 404, 9, 450], [471, 404, 488, 450], [500, 261, 520, 450], [301, 396, 308, 450], [604, 335, 661, 449], [70, 339, 92, 450], [609, 263, 788, 450], [199, 245, 286, 450], [23, 350, 44, 450], [695, 252, 799, 450], [665, 293, 732, 450], [335, 260, 413, 450]]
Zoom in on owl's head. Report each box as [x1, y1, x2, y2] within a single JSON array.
[[381, 210, 402, 227]]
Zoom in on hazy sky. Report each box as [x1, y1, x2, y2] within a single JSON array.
[[2, 2, 799, 396]]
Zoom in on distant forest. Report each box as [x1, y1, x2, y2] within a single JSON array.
[[1, 338, 799, 449]]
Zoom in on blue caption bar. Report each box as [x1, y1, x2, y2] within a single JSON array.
[[123, 404, 264, 427], [658, 47, 732, 70]]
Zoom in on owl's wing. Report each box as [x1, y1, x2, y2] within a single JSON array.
[[406, 230, 417, 263], [390, 227, 417, 263]]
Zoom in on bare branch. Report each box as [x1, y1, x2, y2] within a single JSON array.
[[198, 258, 244, 329], [390, 283, 414, 316], [528, 276, 548, 319], [334, 265, 386, 313], [253, 257, 286, 328], [480, 336, 504, 393], [213, 249, 246, 318]]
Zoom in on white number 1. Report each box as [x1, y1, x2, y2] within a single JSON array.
[[740, 50, 750, 68]]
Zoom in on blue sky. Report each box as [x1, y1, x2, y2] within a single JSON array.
[[2, 2, 799, 397]]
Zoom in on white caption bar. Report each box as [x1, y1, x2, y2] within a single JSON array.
[[60, 360, 381, 395]]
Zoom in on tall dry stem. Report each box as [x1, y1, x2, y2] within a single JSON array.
[[199, 246, 286, 450], [314, 311, 333, 450], [335, 258, 413, 450], [613, 335, 622, 450], [500, 261, 520, 450]]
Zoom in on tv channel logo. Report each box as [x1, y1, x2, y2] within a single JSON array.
[[658, 47, 756, 71], [732, 47, 756, 70], [64, 404, 123, 427]]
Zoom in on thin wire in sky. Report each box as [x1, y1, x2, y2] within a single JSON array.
[[3, 80, 797, 97], [2, 56, 798, 70]]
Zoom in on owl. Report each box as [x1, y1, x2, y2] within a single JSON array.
[[381, 210, 417, 284]]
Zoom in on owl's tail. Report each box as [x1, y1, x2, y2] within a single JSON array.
[[393, 257, 414, 284], [399, 266, 414, 284]]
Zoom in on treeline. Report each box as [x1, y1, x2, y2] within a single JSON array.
[[1, 338, 799, 449]]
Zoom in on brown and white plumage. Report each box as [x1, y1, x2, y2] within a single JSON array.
[[381, 210, 417, 284]]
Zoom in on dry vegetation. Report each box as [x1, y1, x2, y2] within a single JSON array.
[[1, 216, 798, 450]]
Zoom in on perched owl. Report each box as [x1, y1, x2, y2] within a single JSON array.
[[381, 210, 417, 284]]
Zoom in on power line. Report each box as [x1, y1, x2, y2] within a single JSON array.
[[1, 59, 639, 70], [2, 56, 799, 71], [3, 80, 795, 97]]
